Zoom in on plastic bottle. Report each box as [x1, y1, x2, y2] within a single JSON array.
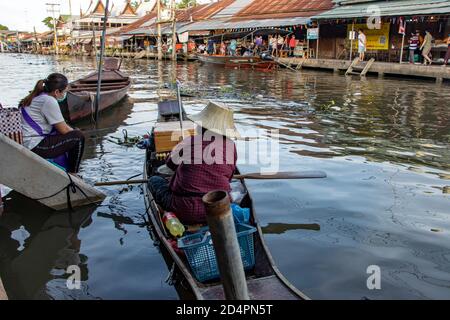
[[162, 212, 186, 238]]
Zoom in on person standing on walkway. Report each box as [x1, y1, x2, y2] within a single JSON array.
[[271, 35, 278, 57], [420, 30, 433, 65], [207, 38, 215, 55], [358, 29, 367, 61], [229, 39, 237, 56], [277, 35, 285, 56], [289, 35, 297, 57], [443, 34, 450, 66], [255, 36, 262, 54], [220, 42, 226, 56], [408, 31, 419, 63]]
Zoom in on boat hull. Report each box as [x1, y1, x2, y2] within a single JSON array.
[[61, 70, 131, 123], [142, 105, 308, 300], [197, 54, 276, 70], [0, 134, 105, 211]]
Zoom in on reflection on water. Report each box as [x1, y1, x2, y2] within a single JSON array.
[[0, 53, 449, 299], [261, 223, 321, 234], [0, 193, 96, 299]]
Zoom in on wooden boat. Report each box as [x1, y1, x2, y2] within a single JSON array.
[[197, 54, 277, 70], [59, 59, 131, 122], [142, 102, 309, 300], [0, 134, 105, 211]]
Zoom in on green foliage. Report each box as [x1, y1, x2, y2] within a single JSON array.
[[131, 1, 140, 10], [42, 17, 55, 30], [0, 24, 8, 31], [177, 0, 197, 9]]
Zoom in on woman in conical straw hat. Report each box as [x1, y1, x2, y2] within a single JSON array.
[[148, 101, 240, 225]]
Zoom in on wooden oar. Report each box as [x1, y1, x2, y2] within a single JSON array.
[[233, 171, 327, 180], [94, 171, 327, 187]]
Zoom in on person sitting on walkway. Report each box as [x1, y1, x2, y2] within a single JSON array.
[[358, 29, 367, 61], [20, 73, 85, 174], [420, 30, 433, 65], [148, 101, 239, 225]]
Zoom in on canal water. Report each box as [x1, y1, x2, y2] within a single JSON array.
[[0, 53, 449, 300]]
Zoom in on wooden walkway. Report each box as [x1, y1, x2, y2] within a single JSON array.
[[278, 58, 450, 83]]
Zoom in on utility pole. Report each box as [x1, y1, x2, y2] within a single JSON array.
[[33, 26, 39, 53], [16, 31, 21, 53], [95, 0, 110, 123], [171, 0, 177, 61], [69, 0, 73, 36], [46, 3, 60, 55], [157, 0, 162, 60]]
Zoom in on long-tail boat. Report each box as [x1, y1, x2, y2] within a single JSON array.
[[59, 58, 131, 122], [142, 100, 309, 300], [197, 54, 276, 70]]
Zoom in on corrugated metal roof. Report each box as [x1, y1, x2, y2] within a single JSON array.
[[314, 0, 450, 19], [111, 12, 158, 36], [78, 16, 139, 24], [212, 0, 254, 19], [193, 0, 237, 20], [232, 0, 334, 20], [176, 5, 209, 22], [177, 16, 310, 33], [123, 22, 193, 36]]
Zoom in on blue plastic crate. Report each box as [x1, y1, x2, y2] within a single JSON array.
[[177, 223, 257, 283]]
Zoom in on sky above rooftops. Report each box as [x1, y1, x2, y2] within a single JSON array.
[[0, 0, 212, 32]]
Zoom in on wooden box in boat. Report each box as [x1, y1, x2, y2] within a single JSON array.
[[154, 121, 196, 153]]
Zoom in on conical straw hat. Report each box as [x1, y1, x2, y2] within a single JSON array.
[[189, 101, 241, 139]]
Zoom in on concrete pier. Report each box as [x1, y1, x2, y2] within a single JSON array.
[[278, 58, 450, 82]]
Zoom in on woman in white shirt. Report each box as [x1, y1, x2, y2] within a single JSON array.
[[358, 29, 367, 61], [20, 73, 85, 174]]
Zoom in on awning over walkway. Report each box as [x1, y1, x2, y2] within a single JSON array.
[[314, 0, 450, 19], [177, 16, 311, 33]]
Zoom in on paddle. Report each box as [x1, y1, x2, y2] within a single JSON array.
[[94, 171, 327, 187]]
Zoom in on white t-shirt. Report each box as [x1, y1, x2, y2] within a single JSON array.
[[22, 94, 65, 150], [358, 33, 367, 48]]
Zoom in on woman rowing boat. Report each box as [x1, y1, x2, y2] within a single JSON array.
[[147, 101, 240, 225], [19, 73, 85, 174]]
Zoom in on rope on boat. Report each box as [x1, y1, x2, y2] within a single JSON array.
[[89, 92, 97, 125], [27, 172, 93, 211]]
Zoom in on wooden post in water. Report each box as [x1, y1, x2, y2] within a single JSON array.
[[171, 0, 177, 61], [95, 0, 110, 122], [349, 22, 355, 61], [399, 21, 407, 64], [157, 0, 163, 61], [203, 191, 250, 300]]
